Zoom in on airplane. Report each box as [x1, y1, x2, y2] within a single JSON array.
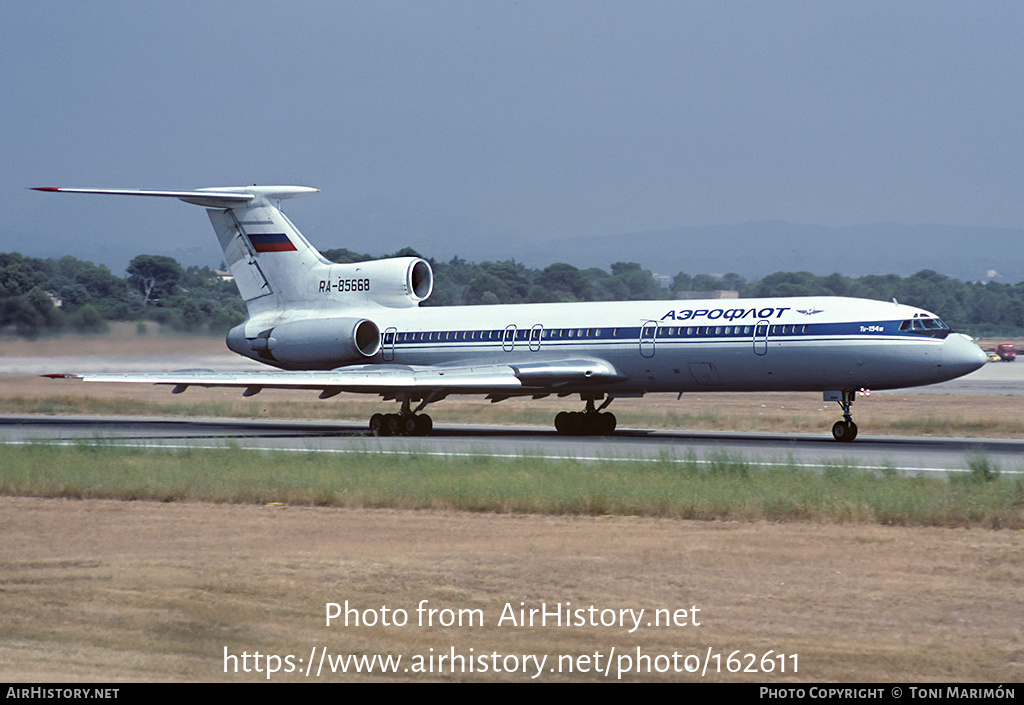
[[33, 185, 988, 442]]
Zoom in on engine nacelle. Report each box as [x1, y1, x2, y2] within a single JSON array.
[[233, 317, 381, 369], [324, 257, 433, 308]]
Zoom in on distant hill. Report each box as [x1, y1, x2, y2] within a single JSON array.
[[12, 198, 1022, 284], [503, 221, 1024, 283]]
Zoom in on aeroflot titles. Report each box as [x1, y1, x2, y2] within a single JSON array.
[[661, 307, 792, 322]]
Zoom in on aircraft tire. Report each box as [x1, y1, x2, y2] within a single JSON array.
[[584, 412, 605, 435], [555, 411, 616, 436], [385, 414, 402, 436], [831, 420, 858, 442], [414, 414, 433, 435], [554, 411, 570, 434], [369, 413, 386, 436]]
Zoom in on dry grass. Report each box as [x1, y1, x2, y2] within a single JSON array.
[[1, 497, 1021, 682]]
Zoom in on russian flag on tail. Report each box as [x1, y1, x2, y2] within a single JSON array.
[[247, 233, 297, 252]]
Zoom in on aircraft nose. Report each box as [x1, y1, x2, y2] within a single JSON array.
[[941, 333, 988, 377]]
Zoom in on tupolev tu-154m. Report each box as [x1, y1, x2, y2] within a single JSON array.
[[33, 185, 987, 441]]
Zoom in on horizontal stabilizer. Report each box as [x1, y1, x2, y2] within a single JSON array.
[[31, 186, 318, 209]]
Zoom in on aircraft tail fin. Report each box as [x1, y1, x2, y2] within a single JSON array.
[[32, 186, 329, 317]]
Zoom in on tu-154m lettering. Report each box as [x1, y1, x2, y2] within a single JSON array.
[[33, 185, 987, 441]]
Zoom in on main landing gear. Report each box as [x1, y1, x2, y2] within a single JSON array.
[[369, 395, 434, 436], [830, 390, 858, 443], [369, 411, 433, 436], [554, 397, 616, 436]]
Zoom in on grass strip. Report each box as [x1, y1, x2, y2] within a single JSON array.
[[1, 443, 1021, 528]]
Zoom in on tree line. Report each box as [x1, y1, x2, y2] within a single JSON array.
[[2, 248, 1023, 337], [0, 252, 244, 336]]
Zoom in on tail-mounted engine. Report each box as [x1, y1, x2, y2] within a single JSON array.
[[320, 257, 433, 309], [227, 256, 433, 368], [229, 317, 381, 369]]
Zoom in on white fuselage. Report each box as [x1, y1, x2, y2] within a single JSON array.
[[237, 295, 987, 395], [33, 186, 988, 413]]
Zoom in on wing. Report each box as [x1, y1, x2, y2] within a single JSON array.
[[45, 358, 627, 400]]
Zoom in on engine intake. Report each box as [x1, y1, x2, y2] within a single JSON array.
[[325, 257, 433, 308]]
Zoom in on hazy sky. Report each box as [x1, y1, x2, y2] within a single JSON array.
[[4, 1, 1023, 274]]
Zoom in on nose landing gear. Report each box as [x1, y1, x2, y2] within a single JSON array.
[[830, 390, 858, 442]]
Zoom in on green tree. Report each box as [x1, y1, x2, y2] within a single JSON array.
[[464, 272, 515, 305], [180, 298, 205, 330], [322, 247, 375, 263], [464, 262, 531, 305], [534, 263, 592, 302], [10, 286, 63, 336], [67, 303, 109, 334], [609, 262, 666, 300], [127, 255, 183, 305]]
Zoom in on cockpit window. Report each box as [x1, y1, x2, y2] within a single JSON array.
[[899, 316, 951, 338]]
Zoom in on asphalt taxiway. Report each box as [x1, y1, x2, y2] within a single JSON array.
[[2, 414, 1021, 477]]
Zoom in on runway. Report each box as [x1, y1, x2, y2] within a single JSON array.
[[3, 345, 1022, 477], [2, 414, 1021, 477]]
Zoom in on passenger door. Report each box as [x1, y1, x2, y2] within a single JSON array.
[[640, 321, 657, 358], [752, 320, 769, 356]]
